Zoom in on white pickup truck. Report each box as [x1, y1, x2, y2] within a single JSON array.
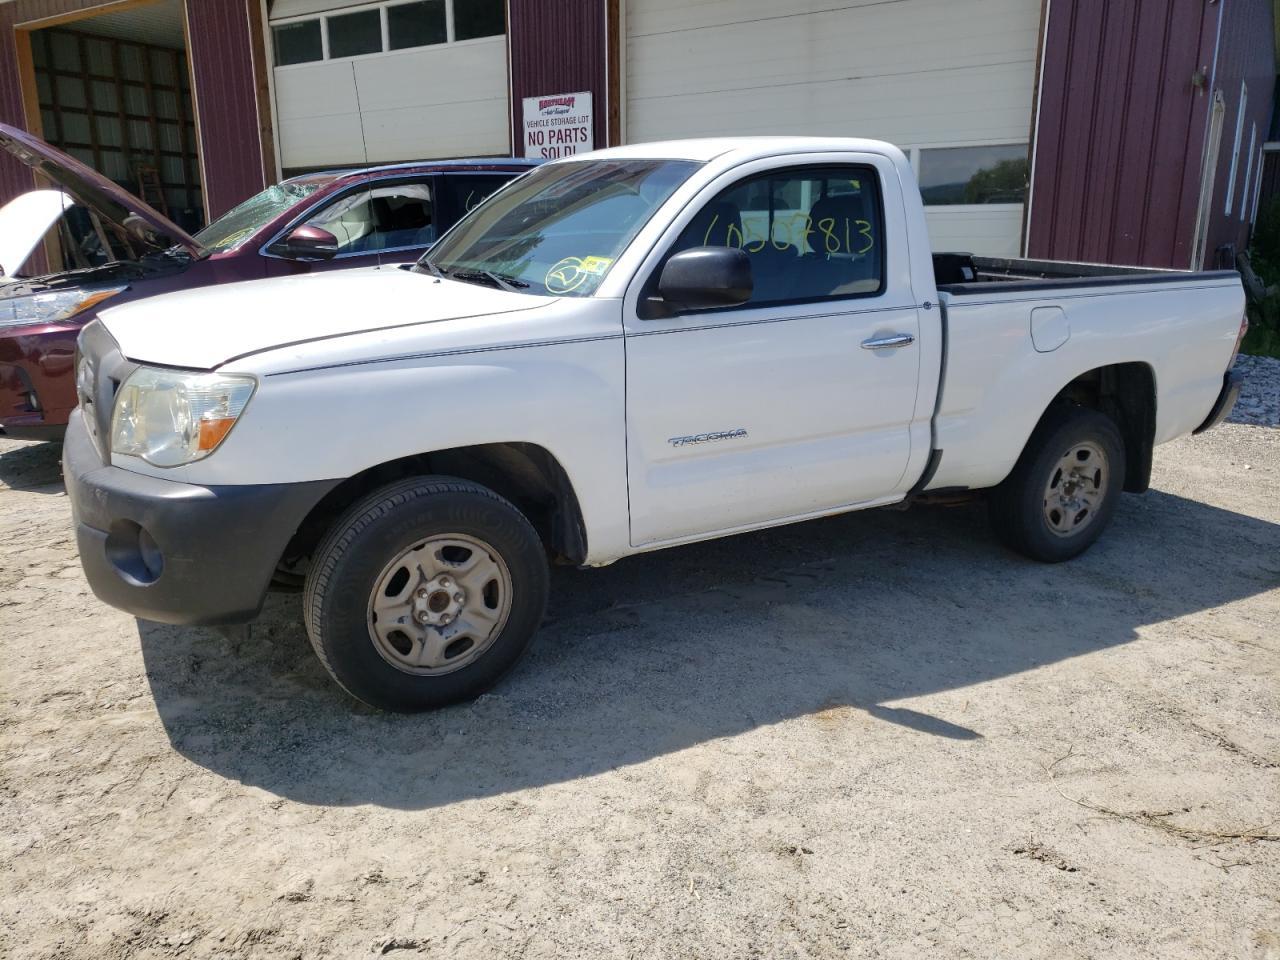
[[65, 137, 1247, 711]]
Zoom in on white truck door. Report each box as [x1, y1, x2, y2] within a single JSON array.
[[624, 159, 922, 546]]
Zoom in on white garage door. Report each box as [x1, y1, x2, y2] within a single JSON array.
[[625, 0, 1042, 256], [268, 0, 509, 170]]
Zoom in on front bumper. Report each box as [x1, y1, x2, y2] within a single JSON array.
[[1193, 370, 1243, 434], [64, 411, 338, 625]]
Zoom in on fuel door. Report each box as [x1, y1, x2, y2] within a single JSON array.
[[1031, 305, 1070, 353]]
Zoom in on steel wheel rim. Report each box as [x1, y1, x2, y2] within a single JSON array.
[[1042, 440, 1108, 538], [366, 534, 513, 676]]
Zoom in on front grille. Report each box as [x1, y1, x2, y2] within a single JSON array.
[[76, 320, 137, 465]]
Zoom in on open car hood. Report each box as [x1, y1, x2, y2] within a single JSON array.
[[0, 189, 72, 282], [0, 122, 203, 258]]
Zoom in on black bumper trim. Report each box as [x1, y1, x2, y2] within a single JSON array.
[[64, 411, 339, 625], [1193, 370, 1242, 434]]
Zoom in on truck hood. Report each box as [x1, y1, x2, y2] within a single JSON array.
[[0, 189, 72, 281], [0, 122, 202, 257], [98, 266, 552, 369]]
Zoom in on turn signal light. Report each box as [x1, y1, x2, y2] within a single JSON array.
[[197, 417, 236, 451]]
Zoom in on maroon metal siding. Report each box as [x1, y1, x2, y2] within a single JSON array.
[[508, 0, 609, 157], [0, 0, 120, 206], [0, 8, 29, 205], [1027, 0, 1219, 269], [1199, 0, 1276, 265], [1258, 149, 1280, 213], [0, 0, 269, 221], [183, 0, 270, 220]]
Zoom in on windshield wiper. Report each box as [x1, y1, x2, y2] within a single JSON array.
[[415, 258, 446, 279], [449, 269, 530, 293]]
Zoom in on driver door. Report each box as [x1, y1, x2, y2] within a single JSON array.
[[624, 160, 923, 546]]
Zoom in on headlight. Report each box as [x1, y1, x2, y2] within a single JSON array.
[[0, 286, 127, 329], [111, 367, 256, 467]]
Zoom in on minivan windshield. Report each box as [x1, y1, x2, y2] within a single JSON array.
[[193, 174, 335, 254], [422, 159, 700, 297]]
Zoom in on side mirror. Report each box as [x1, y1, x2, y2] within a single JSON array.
[[271, 225, 338, 261], [657, 246, 752, 312]]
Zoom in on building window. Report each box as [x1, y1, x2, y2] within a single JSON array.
[[273, 20, 323, 66], [272, 0, 504, 67], [388, 1, 447, 50], [454, 0, 505, 41], [327, 9, 383, 59], [916, 144, 1029, 206]]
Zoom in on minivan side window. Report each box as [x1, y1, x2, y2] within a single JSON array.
[[440, 174, 516, 221], [666, 166, 885, 306]]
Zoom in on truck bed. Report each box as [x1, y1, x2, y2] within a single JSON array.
[[932, 253, 1238, 295]]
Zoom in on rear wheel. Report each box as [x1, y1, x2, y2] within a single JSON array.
[[303, 477, 549, 711], [988, 406, 1125, 562]]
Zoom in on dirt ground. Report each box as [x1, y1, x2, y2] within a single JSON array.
[[1, 416, 1278, 959]]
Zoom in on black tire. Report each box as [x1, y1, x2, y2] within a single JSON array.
[[988, 406, 1126, 563], [303, 477, 549, 711]]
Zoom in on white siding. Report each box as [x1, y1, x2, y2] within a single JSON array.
[[925, 207, 1024, 257], [625, 0, 1041, 254], [272, 38, 509, 169]]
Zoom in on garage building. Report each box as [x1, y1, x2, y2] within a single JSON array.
[[0, 0, 1275, 268]]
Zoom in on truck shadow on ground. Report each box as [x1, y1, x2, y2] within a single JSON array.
[[136, 489, 1280, 809]]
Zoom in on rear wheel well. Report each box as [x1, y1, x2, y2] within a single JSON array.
[[276, 443, 587, 585], [1047, 362, 1155, 493]]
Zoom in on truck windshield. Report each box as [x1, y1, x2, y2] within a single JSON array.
[[422, 159, 700, 297]]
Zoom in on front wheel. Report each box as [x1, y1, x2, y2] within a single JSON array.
[[988, 406, 1126, 563], [303, 477, 550, 711]]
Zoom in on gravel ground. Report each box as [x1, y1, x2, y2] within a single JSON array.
[[1230, 355, 1280, 427], [1, 377, 1277, 959]]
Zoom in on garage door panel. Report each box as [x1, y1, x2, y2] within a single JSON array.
[[627, 62, 1037, 145], [626, 0, 1041, 255], [360, 99, 511, 160], [277, 113, 368, 168], [351, 38, 507, 112], [628, 4, 1037, 101], [271, 28, 508, 168]]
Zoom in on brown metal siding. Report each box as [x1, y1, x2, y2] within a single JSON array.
[[0, 0, 119, 205], [1258, 149, 1280, 212], [0, 0, 269, 221], [508, 0, 610, 156], [1199, 0, 1276, 264], [1026, 0, 1219, 269], [0, 9, 27, 204], [183, 0, 269, 219]]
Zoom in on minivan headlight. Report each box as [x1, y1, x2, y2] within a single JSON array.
[[110, 367, 255, 467], [0, 286, 126, 329]]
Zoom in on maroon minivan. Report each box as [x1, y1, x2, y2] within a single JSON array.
[[0, 123, 537, 439]]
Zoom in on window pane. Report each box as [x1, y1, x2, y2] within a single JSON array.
[[388, 1, 447, 50], [307, 183, 436, 254], [273, 21, 323, 66], [328, 10, 384, 58], [429, 160, 699, 297], [441, 174, 515, 218], [670, 167, 883, 305], [917, 144, 1028, 205], [454, 0, 505, 40]]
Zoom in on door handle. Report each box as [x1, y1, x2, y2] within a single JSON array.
[[861, 333, 915, 350]]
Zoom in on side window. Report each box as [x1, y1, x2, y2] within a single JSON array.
[[440, 174, 515, 224], [667, 165, 884, 306], [303, 181, 435, 255]]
